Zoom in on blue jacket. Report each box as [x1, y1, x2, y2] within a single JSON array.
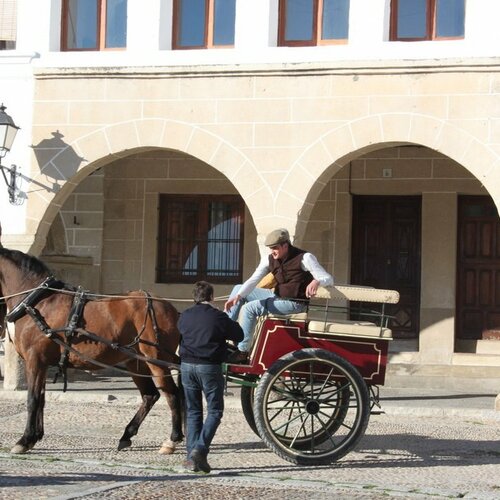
[[178, 303, 243, 364]]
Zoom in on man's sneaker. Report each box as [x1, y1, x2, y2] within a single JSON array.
[[228, 349, 248, 364], [191, 449, 211, 473]]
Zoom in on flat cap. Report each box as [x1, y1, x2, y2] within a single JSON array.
[[265, 228, 290, 246]]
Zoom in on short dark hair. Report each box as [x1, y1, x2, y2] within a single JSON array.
[[193, 281, 214, 303]]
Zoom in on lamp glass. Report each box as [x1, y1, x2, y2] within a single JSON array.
[[0, 122, 18, 153], [0, 105, 19, 154]]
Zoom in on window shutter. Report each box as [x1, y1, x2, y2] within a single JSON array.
[[0, 0, 17, 41]]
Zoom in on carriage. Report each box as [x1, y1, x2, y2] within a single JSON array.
[[225, 284, 399, 465], [0, 247, 398, 465]]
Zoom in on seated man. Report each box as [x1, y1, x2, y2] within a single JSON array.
[[224, 228, 333, 363]]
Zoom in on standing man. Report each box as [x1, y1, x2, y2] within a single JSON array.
[[224, 228, 333, 363], [179, 281, 243, 473]]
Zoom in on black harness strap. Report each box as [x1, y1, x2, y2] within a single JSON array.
[[146, 292, 162, 344], [6, 276, 66, 323], [74, 327, 180, 369], [53, 286, 88, 391]]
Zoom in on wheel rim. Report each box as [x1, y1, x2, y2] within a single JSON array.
[[262, 357, 365, 459]]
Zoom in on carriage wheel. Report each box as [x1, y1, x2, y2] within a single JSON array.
[[253, 348, 370, 465], [240, 384, 259, 437]]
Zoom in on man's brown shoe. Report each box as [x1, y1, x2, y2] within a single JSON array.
[[228, 349, 248, 364], [191, 449, 211, 473], [182, 458, 195, 471]]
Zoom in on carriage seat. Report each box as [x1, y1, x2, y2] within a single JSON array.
[[307, 318, 392, 338], [306, 285, 398, 339], [263, 313, 392, 339], [264, 284, 398, 339], [247, 284, 399, 354]]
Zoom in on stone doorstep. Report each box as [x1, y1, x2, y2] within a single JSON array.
[[385, 362, 500, 393]]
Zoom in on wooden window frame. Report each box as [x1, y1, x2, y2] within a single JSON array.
[[390, 0, 465, 42], [278, 0, 349, 47], [156, 194, 245, 284], [61, 0, 126, 52], [172, 0, 235, 50]]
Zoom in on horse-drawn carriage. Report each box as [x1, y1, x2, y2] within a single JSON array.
[[225, 284, 399, 465], [0, 247, 398, 465]]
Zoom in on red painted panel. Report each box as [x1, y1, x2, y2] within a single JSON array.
[[228, 318, 389, 385]]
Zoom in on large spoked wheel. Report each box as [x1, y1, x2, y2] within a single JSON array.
[[241, 384, 259, 437], [253, 348, 370, 465]]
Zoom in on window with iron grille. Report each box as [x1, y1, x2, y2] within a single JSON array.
[[390, 0, 465, 41], [157, 194, 244, 283], [278, 0, 350, 46], [61, 0, 127, 51]]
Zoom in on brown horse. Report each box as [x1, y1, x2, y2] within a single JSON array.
[[0, 247, 183, 454]]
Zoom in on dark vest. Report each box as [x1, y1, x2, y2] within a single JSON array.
[[268, 245, 313, 300]]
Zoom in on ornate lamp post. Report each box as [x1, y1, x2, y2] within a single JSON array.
[[0, 104, 21, 204]]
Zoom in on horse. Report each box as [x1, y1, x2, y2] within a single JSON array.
[[0, 247, 183, 455]]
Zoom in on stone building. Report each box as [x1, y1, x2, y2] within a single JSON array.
[[1, 0, 499, 390]]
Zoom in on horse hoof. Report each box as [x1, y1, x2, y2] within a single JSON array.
[[10, 444, 29, 454], [158, 445, 175, 455], [117, 440, 132, 451], [158, 439, 176, 455]]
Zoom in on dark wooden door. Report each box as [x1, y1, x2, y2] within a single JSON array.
[[456, 196, 500, 340], [351, 196, 421, 339]]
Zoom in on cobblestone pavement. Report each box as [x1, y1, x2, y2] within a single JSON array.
[[0, 397, 499, 499]]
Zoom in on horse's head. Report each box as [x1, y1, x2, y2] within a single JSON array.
[[0, 248, 54, 325], [0, 247, 52, 291]]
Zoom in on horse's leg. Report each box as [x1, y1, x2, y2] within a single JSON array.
[[11, 364, 47, 454], [117, 361, 160, 451], [147, 363, 184, 455]]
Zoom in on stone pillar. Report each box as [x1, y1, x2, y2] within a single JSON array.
[[332, 192, 352, 283], [419, 192, 457, 364], [1, 230, 35, 390], [3, 328, 26, 390]]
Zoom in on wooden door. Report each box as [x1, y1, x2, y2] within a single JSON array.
[[351, 196, 421, 339], [456, 196, 500, 340]]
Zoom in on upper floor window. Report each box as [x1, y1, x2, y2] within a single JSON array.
[[61, 0, 127, 51], [390, 0, 465, 41], [173, 0, 236, 49], [279, 0, 350, 46], [0, 0, 17, 50], [157, 194, 244, 284]]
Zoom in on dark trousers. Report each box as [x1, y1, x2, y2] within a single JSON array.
[[181, 362, 224, 458]]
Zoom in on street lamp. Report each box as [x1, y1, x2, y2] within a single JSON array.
[[0, 104, 21, 205]]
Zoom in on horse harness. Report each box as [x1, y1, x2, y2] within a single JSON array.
[[5, 276, 179, 391]]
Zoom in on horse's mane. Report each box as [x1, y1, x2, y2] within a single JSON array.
[[0, 247, 52, 281]]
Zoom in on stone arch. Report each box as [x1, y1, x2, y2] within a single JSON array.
[[274, 113, 500, 242], [27, 119, 273, 254]]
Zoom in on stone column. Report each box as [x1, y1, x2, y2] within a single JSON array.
[[419, 192, 457, 364], [0, 228, 34, 390]]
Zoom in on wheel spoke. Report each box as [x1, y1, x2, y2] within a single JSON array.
[[269, 407, 310, 434], [267, 400, 299, 420], [312, 412, 338, 449], [289, 413, 310, 448]]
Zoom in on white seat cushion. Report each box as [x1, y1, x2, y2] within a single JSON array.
[[308, 319, 392, 338]]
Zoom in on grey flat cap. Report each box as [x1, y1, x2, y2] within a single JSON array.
[[265, 228, 290, 246]]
